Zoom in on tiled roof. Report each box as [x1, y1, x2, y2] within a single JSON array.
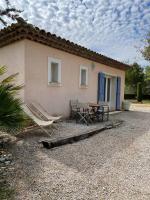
[[0, 21, 130, 70]]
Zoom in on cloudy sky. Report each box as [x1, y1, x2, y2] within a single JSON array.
[[1, 0, 150, 66]]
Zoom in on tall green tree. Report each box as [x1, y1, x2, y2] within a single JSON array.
[[142, 32, 150, 62], [137, 82, 143, 102], [144, 66, 150, 95], [0, 66, 27, 132], [145, 66, 150, 81], [125, 62, 144, 91], [0, 0, 21, 26]]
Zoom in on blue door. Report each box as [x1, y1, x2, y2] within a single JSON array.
[[116, 77, 121, 110], [97, 72, 105, 102]]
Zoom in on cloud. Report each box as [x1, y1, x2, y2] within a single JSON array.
[[0, 0, 150, 66]]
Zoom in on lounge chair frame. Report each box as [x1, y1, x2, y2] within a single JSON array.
[[22, 105, 54, 137]]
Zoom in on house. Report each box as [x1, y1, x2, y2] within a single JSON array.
[[0, 21, 130, 117]]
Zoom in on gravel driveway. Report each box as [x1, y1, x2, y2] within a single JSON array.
[[10, 109, 150, 200]]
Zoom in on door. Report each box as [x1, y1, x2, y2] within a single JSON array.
[[98, 73, 111, 105], [97, 72, 105, 102]]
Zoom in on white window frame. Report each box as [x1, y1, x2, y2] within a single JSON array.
[[79, 65, 88, 88], [48, 57, 61, 86]]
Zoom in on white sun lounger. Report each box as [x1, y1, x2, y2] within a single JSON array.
[[22, 105, 53, 137], [28, 102, 62, 122]]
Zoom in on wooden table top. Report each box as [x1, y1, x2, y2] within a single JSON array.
[[88, 103, 100, 107]]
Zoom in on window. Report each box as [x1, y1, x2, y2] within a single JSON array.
[[48, 57, 61, 85], [51, 62, 59, 82], [80, 66, 88, 87]]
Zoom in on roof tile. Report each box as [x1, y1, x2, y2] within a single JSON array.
[[0, 22, 130, 70]]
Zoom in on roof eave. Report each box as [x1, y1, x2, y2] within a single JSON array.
[[0, 22, 131, 70]]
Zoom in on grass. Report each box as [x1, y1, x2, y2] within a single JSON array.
[[127, 99, 150, 104], [142, 100, 150, 104], [0, 185, 15, 200]]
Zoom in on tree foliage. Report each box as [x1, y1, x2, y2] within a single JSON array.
[[0, 66, 27, 132], [125, 63, 150, 95], [125, 62, 144, 89], [144, 66, 150, 95], [0, 0, 22, 26], [145, 66, 150, 81], [137, 82, 143, 102], [142, 32, 150, 62]]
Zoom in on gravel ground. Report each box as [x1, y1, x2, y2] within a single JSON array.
[[19, 117, 114, 141], [10, 108, 150, 200]]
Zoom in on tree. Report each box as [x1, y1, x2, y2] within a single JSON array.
[[125, 62, 144, 91], [0, 0, 21, 26], [145, 66, 150, 81], [142, 32, 150, 62], [0, 66, 27, 132], [144, 66, 150, 95], [137, 82, 143, 102]]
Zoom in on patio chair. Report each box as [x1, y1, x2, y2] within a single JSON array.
[[76, 103, 93, 125], [70, 99, 79, 119], [98, 101, 109, 121], [89, 103, 103, 122], [28, 102, 62, 122], [22, 105, 54, 137]]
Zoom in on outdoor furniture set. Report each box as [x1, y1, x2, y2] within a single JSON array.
[[70, 100, 109, 125], [22, 100, 109, 137]]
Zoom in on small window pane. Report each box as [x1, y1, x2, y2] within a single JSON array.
[[81, 69, 87, 85], [51, 62, 58, 82]]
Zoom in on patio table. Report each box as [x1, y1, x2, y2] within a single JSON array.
[[89, 103, 100, 112], [89, 103, 104, 122], [89, 102, 100, 107]]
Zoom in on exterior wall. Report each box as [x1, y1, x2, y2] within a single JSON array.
[[25, 39, 125, 117], [0, 41, 25, 99]]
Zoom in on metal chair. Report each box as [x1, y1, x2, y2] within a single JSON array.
[[70, 101, 93, 125], [97, 101, 109, 121], [70, 99, 79, 119], [76, 103, 93, 125]]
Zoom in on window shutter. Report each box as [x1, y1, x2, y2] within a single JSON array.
[[98, 72, 105, 102], [116, 77, 121, 110]]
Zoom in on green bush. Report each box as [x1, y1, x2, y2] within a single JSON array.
[[137, 82, 143, 102], [0, 185, 15, 200], [0, 65, 27, 133]]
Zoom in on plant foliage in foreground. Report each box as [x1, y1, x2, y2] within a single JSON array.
[[0, 65, 27, 133], [0, 185, 15, 200]]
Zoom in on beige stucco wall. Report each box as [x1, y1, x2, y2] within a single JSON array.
[[0, 39, 125, 116], [0, 41, 25, 99], [24, 39, 125, 117]]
